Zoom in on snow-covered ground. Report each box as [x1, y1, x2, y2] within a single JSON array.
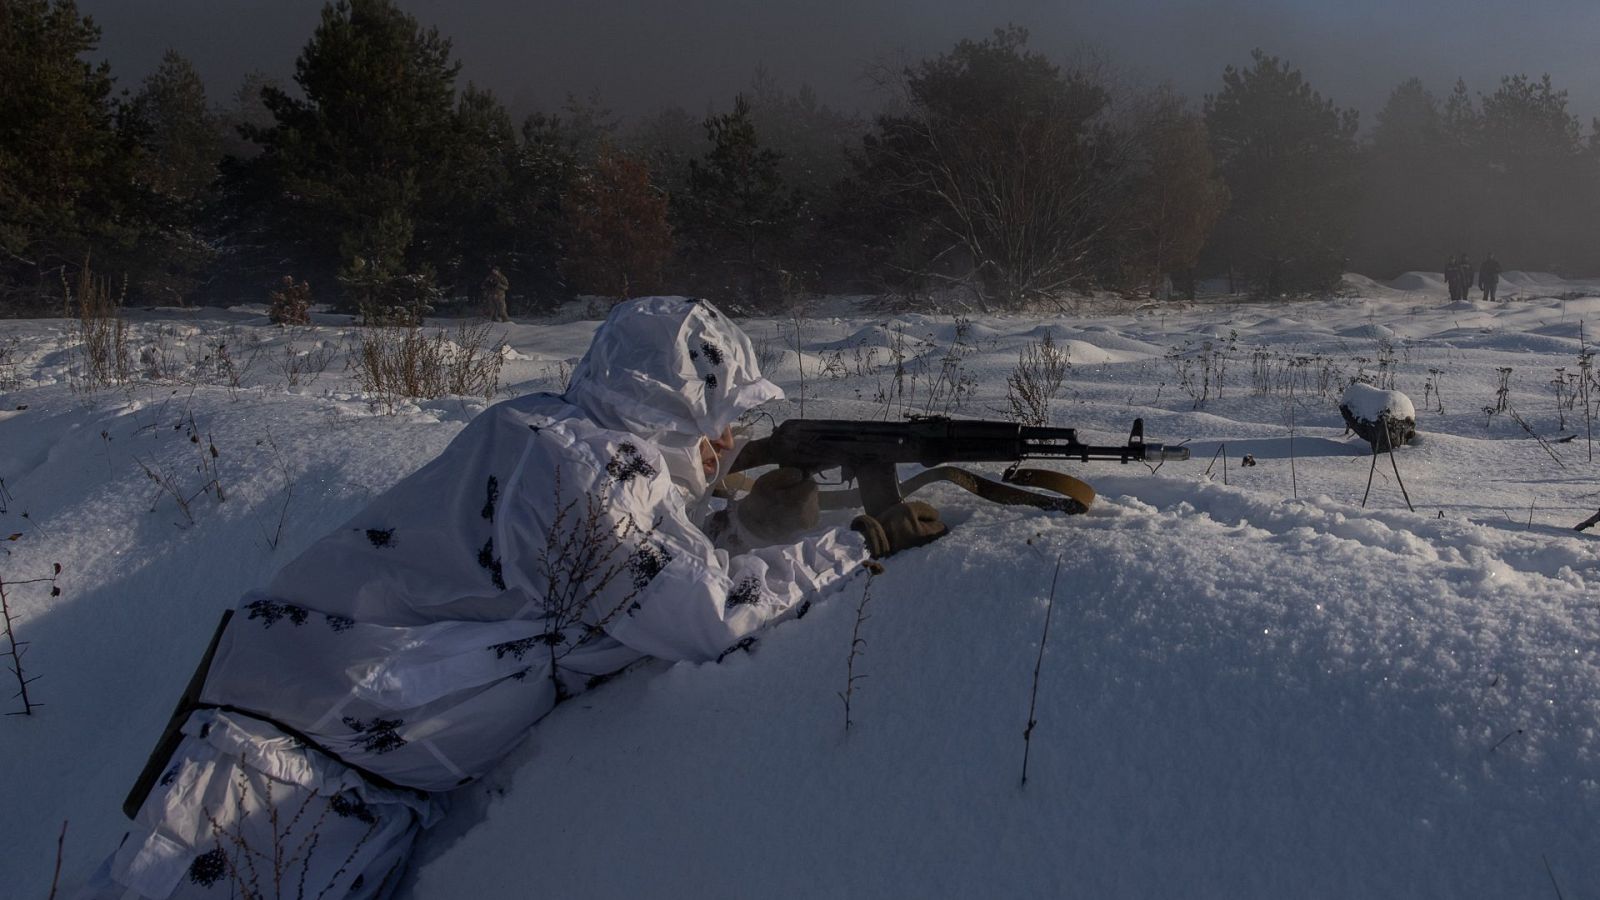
[[3, 275, 1598, 898]]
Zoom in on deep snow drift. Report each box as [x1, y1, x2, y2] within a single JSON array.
[[2, 278, 1597, 898]]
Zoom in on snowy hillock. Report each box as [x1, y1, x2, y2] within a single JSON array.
[[1387, 271, 1445, 292], [2, 284, 1598, 898]]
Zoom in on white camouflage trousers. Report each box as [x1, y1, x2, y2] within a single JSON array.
[[78, 709, 439, 900]]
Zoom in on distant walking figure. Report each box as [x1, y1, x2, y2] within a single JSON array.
[[1479, 253, 1502, 302], [1457, 254, 1475, 300], [1445, 256, 1462, 302]]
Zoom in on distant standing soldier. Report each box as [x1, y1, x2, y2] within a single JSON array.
[[1479, 252, 1502, 302], [1457, 253, 1475, 300], [482, 266, 510, 322], [1445, 256, 1462, 302]]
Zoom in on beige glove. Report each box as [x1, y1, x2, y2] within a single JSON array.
[[850, 500, 947, 558], [736, 467, 820, 544]]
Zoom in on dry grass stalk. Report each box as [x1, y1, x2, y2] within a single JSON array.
[[1021, 556, 1063, 787], [838, 572, 875, 731]]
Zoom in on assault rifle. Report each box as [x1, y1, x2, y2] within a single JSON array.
[[730, 416, 1188, 517]]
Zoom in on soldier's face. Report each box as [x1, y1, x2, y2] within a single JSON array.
[[700, 426, 736, 478]]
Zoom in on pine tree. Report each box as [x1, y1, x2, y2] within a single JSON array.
[[508, 107, 589, 304], [1435, 78, 1483, 265], [1204, 49, 1360, 296], [121, 50, 222, 303], [1352, 78, 1451, 277], [421, 84, 520, 293], [247, 0, 460, 312], [125, 51, 220, 204], [208, 73, 293, 301], [215, 71, 280, 161], [1587, 120, 1600, 274], [681, 95, 795, 304], [745, 70, 861, 199], [1478, 74, 1588, 272], [0, 0, 129, 308], [625, 105, 704, 200], [1118, 94, 1229, 298], [743, 69, 864, 292]]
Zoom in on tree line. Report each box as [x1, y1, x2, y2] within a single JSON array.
[[4, 0, 1599, 317]]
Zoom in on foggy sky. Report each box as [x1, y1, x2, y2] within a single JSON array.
[[77, 0, 1600, 127]]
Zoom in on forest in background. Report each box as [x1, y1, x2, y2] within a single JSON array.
[[4, 0, 1599, 317]]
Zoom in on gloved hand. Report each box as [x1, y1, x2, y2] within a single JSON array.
[[736, 467, 820, 544], [850, 500, 947, 558]]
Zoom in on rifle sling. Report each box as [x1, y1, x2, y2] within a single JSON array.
[[885, 465, 1094, 515], [717, 466, 1094, 515]]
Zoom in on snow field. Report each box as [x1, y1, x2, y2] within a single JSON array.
[[0, 279, 1596, 897]]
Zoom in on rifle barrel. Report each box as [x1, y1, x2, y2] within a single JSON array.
[[1020, 440, 1190, 463]]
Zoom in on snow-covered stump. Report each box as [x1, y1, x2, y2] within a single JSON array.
[[1339, 382, 1416, 450]]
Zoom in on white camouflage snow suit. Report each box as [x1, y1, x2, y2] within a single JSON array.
[[85, 297, 869, 899]]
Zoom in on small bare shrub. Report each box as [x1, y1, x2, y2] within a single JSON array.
[[870, 324, 919, 419], [1493, 366, 1513, 413], [789, 311, 808, 417], [1576, 325, 1594, 461], [135, 325, 187, 381], [1166, 332, 1236, 408], [512, 468, 664, 703], [752, 328, 785, 377], [1, 561, 61, 715], [1424, 367, 1446, 414], [267, 276, 312, 326], [1551, 367, 1578, 430], [1248, 348, 1344, 404], [922, 316, 980, 415], [198, 773, 373, 900], [0, 334, 22, 391], [64, 257, 132, 390], [255, 430, 296, 551], [135, 409, 227, 526], [1374, 338, 1397, 390], [1005, 332, 1071, 426], [198, 337, 261, 396], [273, 331, 337, 390], [542, 359, 574, 393], [349, 324, 505, 413]]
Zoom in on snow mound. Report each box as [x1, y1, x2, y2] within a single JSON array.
[[1499, 270, 1567, 288], [812, 325, 914, 351], [1016, 324, 1164, 357], [1556, 296, 1600, 317], [1340, 273, 1414, 299], [1388, 271, 1446, 291], [1337, 323, 1398, 341], [1053, 339, 1134, 365]]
